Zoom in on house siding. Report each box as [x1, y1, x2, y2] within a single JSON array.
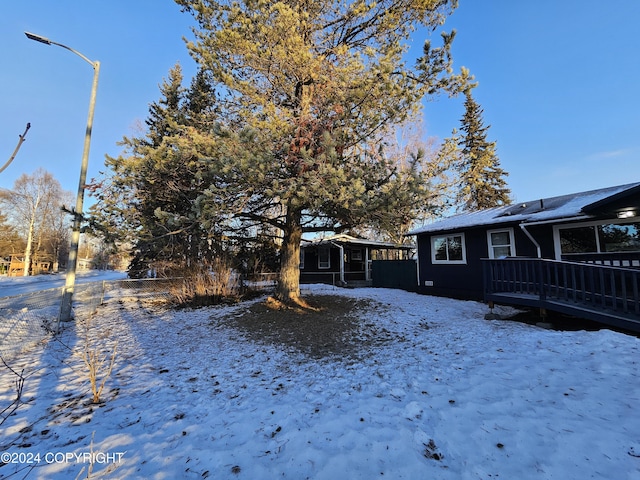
[[300, 247, 341, 284], [523, 223, 556, 258], [300, 245, 368, 284], [416, 223, 542, 300], [417, 227, 486, 300]]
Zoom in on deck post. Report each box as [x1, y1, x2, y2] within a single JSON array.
[[537, 259, 546, 302], [536, 307, 554, 329], [484, 299, 501, 320]]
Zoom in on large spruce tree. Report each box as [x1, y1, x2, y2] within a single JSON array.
[[456, 89, 511, 210], [90, 64, 230, 277], [168, 0, 470, 304]]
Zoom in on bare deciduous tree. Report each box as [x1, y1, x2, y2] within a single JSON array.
[[0, 168, 71, 275]]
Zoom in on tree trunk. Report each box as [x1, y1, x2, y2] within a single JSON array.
[[275, 205, 303, 304], [23, 218, 35, 276]]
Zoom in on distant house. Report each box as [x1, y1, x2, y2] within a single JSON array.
[[300, 234, 416, 289], [0, 256, 10, 275], [4, 254, 53, 276], [407, 182, 640, 331], [77, 257, 94, 271]]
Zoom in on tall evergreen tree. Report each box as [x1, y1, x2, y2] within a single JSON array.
[[455, 89, 511, 211], [145, 64, 186, 147], [172, 0, 470, 304], [90, 64, 229, 277]]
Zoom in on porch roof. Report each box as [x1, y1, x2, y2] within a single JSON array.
[[302, 233, 414, 250]]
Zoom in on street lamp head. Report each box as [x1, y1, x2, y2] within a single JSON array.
[[25, 31, 52, 45], [24, 31, 97, 68]]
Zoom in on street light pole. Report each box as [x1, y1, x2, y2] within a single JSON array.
[[25, 32, 101, 329]]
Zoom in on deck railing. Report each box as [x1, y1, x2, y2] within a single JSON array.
[[482, 257, 640, 320]]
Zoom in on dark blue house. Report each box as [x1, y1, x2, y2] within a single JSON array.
[[408, 182, 640, 331]]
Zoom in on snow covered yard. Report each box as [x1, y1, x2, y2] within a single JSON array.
[[1, 285, 639, 479]]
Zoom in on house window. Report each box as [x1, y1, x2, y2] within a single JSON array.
[[598, 223, 640, 252], [487, 228, 515, 259], [555, 221, 640, 256], [431, 233, 466, 264], [351, 249, 362, 261], [318, 247, 330, 269], [299, 249, 305, 269], [559, 226, 598, 254]]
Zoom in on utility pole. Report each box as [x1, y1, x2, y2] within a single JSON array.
[[25, 31, 100, 330]]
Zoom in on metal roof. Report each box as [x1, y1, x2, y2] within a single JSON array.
[[407, 182, 640, 235]]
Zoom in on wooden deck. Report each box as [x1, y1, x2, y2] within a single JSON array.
[[482, 258, 640, 332]]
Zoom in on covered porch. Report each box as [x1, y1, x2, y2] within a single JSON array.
[[300, 234, 414, 287]]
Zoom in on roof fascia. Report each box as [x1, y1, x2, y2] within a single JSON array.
[[582, 184, 640, 214], [519, 215, 593, 227]]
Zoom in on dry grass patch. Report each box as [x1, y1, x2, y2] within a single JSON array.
[[216, 294, 395, 360]]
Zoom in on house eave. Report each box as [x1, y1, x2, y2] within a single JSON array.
[[302, 234, 414, 250], [518, 214, 594, 227]]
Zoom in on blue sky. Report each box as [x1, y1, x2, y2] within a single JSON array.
[[1, 1, 639, 206]]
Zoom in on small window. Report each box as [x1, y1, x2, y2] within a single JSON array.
[[351, 249, 362, 261], [431, 234, 466, 264], [318, 247, 330, 269], [299, 249, 305, 269], [487, 228, 516, 259]]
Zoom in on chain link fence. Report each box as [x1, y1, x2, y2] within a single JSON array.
[[0, 273, 278, 360], [0, 287, 60, 359]]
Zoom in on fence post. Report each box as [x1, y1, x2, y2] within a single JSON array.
[[54, 286, 69, 334], [101, 280, 106, 305]]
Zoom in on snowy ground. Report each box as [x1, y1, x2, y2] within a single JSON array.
[[0, 270, 128, 298], [0, 271, 129, 360], [1, 284, 639, 479]]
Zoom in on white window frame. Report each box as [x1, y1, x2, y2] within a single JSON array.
[[487, 228, 516, 259], [431, 233, 467, 264], [552, 218, 640, 260], [318, 247, 331, 269]]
